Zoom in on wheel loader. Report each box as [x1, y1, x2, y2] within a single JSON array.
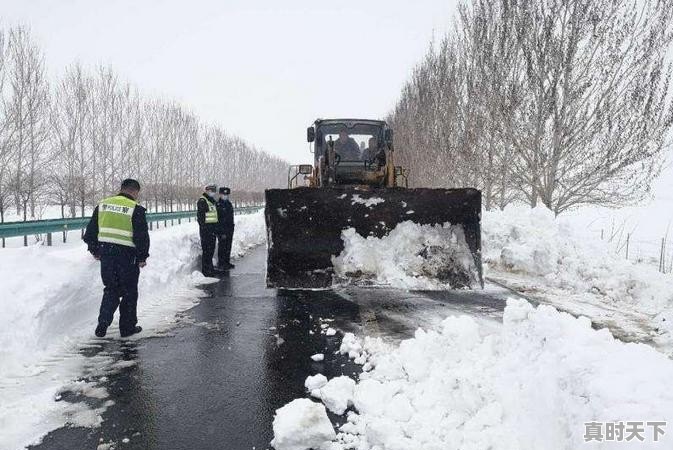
[[265, 118, 482, 289]]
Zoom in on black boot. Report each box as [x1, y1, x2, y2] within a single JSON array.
[[120, 325, 142, 338], [95, 324, 107, 338]]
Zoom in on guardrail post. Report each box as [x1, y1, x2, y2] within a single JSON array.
[[47, 232, 52, 246], [149, 221, 153, 231], [63, 230, 67, 243], [178, 218, 181, 225], [24, 235, 27, 247], [171, 219, 174, 226]]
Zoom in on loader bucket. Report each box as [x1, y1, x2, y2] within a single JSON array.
[[265, 187, 482, 289]]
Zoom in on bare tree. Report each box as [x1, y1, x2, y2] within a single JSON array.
[[0, 23, 288, 223], [391, 0, 673, 214], [6, 26, 50, 221]]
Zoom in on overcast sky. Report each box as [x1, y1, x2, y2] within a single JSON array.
[[3, 0, 459, 164]]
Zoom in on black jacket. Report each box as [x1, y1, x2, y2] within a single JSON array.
[[83, 193, 150, 262], [216, 198, 234, 233], [197, 194, 219, 231]]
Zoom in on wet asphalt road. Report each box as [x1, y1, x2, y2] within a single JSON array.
[[30, 246, 513, 450]]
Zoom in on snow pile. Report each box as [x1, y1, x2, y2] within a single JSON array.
[[332, 221, 478, 289], [482, 206, 673, 344], [271, 399, 336, 450], [0, 211, 266, 450], [304, 299, 673, 449]]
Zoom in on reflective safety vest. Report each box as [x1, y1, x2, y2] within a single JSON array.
[[203, 195, 218, 224], [98, 195, 137, 247]]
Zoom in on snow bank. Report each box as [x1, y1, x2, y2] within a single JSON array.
[[0, 211, 266, 450], [271, 399, 336, 450], [311, 299, 673, 449], [482, 206, 673, 347], [332, 221, 479, 289]]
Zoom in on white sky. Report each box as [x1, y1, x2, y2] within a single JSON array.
[[4, 0, 673, 243], [2, 0, 458, 164]]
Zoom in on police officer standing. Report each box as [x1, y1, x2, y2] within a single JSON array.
[[216, 187, 235, 269], [83, 179, 149, 338], [197, 185, 222, 276]]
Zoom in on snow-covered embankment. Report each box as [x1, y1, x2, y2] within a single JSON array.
[[0, 211, 266, 450]]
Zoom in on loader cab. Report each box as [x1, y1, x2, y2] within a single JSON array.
[[307, 119, 399, 187]]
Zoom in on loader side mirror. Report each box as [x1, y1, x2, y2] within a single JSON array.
[[307, 127, 315, 143], [384, 129, 394, 146], [298, 164, 313, 175]]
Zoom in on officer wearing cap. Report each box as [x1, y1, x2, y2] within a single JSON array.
[[197, 185, 222, 276], [83, 178, 149, 338], [216, 187, 235, 269]]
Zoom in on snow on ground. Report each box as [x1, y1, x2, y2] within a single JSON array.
[[482, 205, 673, 352], [275, 299, 673, 450], [273, 204, 673, 450], [332, 222, 479, 289], [0, 211, 266, 450], [350, 195, 385, 207]]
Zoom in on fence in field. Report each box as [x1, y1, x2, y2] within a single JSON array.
[[598, 227, 673, 274], [0, 205, 264, 248]]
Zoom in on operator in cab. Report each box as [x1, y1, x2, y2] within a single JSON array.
[[334, 130, 361, 160]]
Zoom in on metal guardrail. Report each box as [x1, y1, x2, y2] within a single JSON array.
[[0, 205, 263, 246]]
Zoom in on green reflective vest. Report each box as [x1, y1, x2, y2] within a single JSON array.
[[203, 195, 218, 224], [98, 195, 137, 247]]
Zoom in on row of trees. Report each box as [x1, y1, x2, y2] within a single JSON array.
[[390, 0, 673, 213], [0, 26, 287, 222]]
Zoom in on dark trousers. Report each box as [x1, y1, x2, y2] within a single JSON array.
[[200, 227, 217, 273], [217, 225, 234, 265], [98, 244, 140, 334]]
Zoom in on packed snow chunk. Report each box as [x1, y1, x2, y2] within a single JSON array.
[[305, 374, 328, 391], [351, 194, 385, 208], [333, 221, 478, 289], [339, 333, 363, 359], [311, 353, 325, 362], [325, 327, 337, 336], [319, 376, 356, 415], [271, 399, 336, 450]]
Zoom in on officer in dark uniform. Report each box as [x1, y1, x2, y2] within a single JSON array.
[[83, 179, 149, 338], [216, 186, 235, 269], [197, 185, 222, 276]]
